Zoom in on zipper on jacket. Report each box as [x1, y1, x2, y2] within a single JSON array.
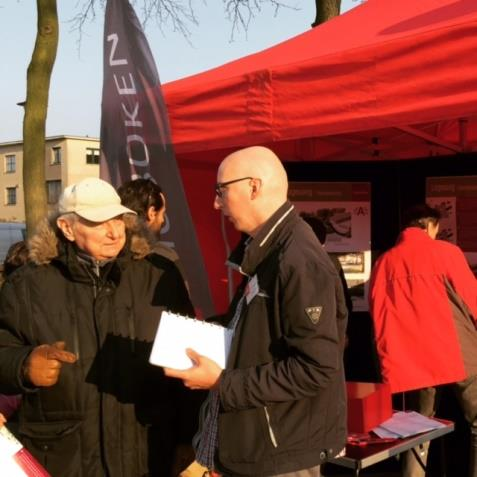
[[264, 407, 278, 448], [94, 261, 100, 279], [65, 280, 81, 362], [88, 264, 108, 472]]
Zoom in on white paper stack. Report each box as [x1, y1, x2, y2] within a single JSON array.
[[149, 311, 234, 370], [373, 411, 447, 439]]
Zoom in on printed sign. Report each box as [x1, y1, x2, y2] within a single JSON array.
[[426, 176, 477, 274], [289, 182, 371, 311]]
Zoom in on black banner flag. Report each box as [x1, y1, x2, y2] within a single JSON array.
[[100, 0, 214, 316]]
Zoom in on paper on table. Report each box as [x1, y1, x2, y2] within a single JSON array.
[[372, 426, 401, 439], [149, 311, 234, 370], [373, 411, 447, 439]]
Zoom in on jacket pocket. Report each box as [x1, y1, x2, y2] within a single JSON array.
[[264, 400, 311, 451], [219, 407, 270, 463], [19, 420, 82, 476]]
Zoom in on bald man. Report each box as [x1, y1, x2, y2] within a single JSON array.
[[166, 147, 347, 476]]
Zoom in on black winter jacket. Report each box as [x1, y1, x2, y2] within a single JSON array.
[[0, 219, 195, 477], [216, 202, 347, 476]]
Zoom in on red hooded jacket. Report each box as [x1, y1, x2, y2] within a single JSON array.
[[369, 227, 477, 393]]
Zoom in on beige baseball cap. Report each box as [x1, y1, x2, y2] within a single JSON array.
[[59, 178, 136, 222]]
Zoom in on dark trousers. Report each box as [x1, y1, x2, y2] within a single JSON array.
[[402, 375, 477, 477], [221, 464, 321, 477], [271, 465, 321, 477]]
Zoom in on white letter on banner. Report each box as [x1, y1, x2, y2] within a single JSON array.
[[107, 34, 127, 66], [122, 103, 143, 128], [127, 135, 150, 167], [114, 74, 136, 95]]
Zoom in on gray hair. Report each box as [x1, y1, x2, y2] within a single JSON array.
[[56, 212, 78, 224]]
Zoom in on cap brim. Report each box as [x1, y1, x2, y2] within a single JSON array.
[[75, 204, 136, 222]]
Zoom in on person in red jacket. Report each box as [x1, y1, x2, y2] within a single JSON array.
[[369, 204, 477, 477]]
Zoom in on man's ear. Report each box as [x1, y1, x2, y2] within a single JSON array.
[[57, 217, 75, 242], [250, 178, 261, 200]]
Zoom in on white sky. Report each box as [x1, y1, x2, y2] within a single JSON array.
[[0, 0, 357, 143]]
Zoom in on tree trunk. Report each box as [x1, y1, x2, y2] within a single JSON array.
[[23, 0, 58, 238], [312, 0, 341, 27]]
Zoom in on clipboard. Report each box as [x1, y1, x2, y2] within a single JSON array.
[[149, 311, 233, 370]]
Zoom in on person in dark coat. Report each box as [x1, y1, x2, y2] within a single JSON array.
[[0, 177, 194, 477], [117, 178, 178, 262], [301, 215, 353, 318], [166, 146, 347, 476], [2, 240, 29, 279], [117, 179, 204, 474]]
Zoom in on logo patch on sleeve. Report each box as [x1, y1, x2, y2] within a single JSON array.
[[305, 306, 323, 324]]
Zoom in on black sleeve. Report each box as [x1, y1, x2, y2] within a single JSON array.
[[0, 278, 36, 394], [148, 253, 195, 317]]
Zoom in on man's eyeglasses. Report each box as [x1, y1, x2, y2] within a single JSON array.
[[215, 177, 254, 198]]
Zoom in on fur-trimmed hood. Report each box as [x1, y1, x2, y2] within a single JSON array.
[[28, 214, 154, 266]]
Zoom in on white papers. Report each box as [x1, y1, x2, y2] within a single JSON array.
[[373, 411, 447, 439], [149, 311, 234, 370], [0, 426, 51, 476], [0, 426, 27, 476]]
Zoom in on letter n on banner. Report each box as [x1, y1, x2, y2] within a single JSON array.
[[100, 0, 214, 316]]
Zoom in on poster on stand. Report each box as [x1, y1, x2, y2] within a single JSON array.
[[289, 182, 371, 311], [426, 176, 477, 274]]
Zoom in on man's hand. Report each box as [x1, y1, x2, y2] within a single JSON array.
[[164, 348, 222, 390], [23, 341, 77, 387]]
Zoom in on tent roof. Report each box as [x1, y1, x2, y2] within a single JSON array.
[[163, 0, 477, 162]]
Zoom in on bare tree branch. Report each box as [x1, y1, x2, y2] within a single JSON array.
[[223, 0, 298, 40], [140, 0, 198, 38], [69, 0, 105, 53], [69, 0, 325, 49], [69, 0, 199, 47]]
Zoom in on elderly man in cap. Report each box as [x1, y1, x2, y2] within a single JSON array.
[[0, 177, 194, 477]]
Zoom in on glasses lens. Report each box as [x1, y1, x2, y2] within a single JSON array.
[[215, 177, 252, 199]]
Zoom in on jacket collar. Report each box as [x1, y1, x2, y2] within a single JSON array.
[[28, 215, 152, 285], [397, 227, 432, 244], [53, 240, 126, 286], [228, 201, 295, 276]]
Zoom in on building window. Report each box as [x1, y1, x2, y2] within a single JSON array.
[[86, 148, 100, 165], [46, 180, 62, 204], [5, 155, 16, 173], [51, 147, 62, 165], [6, 187, 16, 205]]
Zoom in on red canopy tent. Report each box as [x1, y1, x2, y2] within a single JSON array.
[[162, 0, 477, 311]]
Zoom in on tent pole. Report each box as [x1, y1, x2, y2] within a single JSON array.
[[395, 126, 463, 153]]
